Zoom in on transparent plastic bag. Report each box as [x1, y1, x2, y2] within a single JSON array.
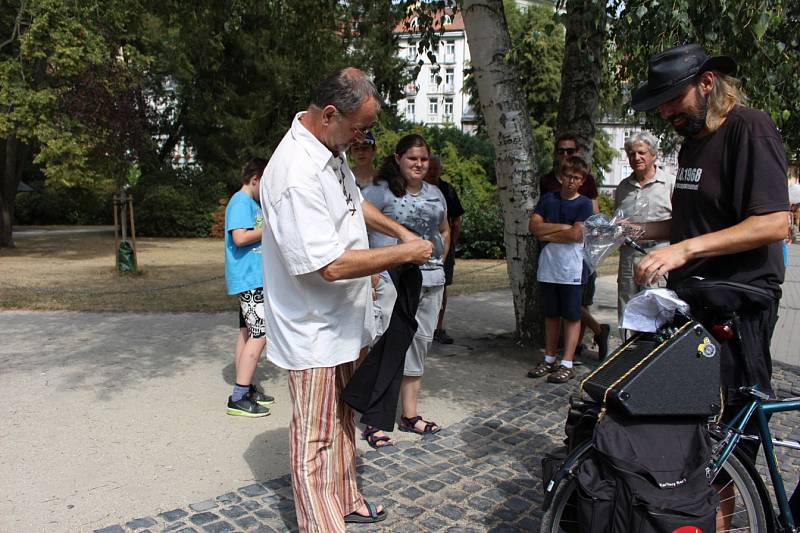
[[582, 209, 646, 272]]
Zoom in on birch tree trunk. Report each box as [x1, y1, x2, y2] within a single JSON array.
[[462, 0, 541, 342], [555, 0, 607, 164]]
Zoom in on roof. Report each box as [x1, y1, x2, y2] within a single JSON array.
[[393, 9, 464, 34]]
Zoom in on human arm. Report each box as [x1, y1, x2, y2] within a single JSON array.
[[635, 211, 788, 284], [451, 216, 462, 246], [361, 198, 419, 242], [529, 213, 582, 243], [439, 217, 451, 261], [230, 228, 262, 247], [319, 240, 433, 282]]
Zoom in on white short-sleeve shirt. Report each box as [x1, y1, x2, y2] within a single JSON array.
[[259, 112, 373, 370]]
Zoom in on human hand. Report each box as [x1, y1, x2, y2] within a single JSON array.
[[371, 274, 379, 300], [399, 228, 421, 243], [634, 243, 690, 286], [404, 239, 433, 265]]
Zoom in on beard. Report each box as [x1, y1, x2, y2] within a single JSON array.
[[668, 91, 708, 137]]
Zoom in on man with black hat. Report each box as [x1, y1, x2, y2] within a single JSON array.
[[631, 41, 789, 449]]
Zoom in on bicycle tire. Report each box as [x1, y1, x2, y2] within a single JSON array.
[[539, 451, 768, 533]]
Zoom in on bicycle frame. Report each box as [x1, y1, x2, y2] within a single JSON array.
[[710, 390, 800, 531]]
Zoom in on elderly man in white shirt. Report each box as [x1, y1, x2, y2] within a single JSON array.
[[614, 132, 676, 335], [260, 68, 432, 533]]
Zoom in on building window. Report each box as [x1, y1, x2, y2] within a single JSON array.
[[407, 41, 416, 60], [445, 40, 455, 57], [429, 68, 438, 87], [443, 99, 453, 117], [444, 68, 454, 90], [406, 99, 415, 118], [428, 98, 438, 115]]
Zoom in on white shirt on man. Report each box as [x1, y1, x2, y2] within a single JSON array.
[[259, 112, 373, 370]]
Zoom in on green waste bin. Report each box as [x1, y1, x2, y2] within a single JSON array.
[[117, 240, 137, 273]]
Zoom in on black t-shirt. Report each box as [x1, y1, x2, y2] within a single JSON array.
[[437, 180, 465, 223], [669, 106, 789, 296]]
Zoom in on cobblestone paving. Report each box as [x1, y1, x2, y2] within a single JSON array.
[[97, 360, 800, 533]]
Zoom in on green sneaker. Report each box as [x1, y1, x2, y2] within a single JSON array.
[[248, 384, 275, 406], [227, 396, 270, 417]]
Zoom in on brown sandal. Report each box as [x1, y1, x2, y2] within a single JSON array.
[[362, 426, 393, 449], [399, 415, 440, 434], [547, 365, 575, 383]]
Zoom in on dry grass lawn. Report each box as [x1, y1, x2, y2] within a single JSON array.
[[0, 229, 618, 312]]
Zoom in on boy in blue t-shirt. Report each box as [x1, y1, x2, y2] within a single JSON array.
[[527, 156, 594, 383], [224, 158, 274, 417]]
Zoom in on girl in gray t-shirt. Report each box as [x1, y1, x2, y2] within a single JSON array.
[[361, 134, 450, 443]]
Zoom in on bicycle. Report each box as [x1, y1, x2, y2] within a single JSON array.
[[539, 279, 800, 533]]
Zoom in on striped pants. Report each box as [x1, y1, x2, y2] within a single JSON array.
[[288, 362, 363, 533]]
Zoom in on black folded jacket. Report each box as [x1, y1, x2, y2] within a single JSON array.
[[342, 263, 422, 431]]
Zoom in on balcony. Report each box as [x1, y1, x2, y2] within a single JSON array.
[[442, 53, 456, 64], [442, 83, 454, 94]]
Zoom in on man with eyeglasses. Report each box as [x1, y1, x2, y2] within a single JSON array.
[[260, 67, 433, 531], [538, 133, 610, 361]]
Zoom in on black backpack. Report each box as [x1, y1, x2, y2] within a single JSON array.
[[575, 411, 718, 533]]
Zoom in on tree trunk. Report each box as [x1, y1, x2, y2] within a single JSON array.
[[555, 0, 607, 165], [462, 0, 542, 343], [0, 134, 24, 248]]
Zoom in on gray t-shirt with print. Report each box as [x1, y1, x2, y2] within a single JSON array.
[[362, 181, 447, 286]]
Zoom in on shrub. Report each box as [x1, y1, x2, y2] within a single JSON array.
[[14, 183, 113, 225], [598, 191, 615, 217], [458, 198, 505, 259], [135, 185, 214, 237]]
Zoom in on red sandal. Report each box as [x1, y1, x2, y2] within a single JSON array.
[[399, 415, 441, 435]]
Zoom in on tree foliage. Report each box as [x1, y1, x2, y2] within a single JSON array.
[[611, 0, 800, 160], [0, 0, 410, 246]]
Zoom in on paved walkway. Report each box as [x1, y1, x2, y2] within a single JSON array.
[[2, 253, 799, 532], [91, 360, 800, 533]]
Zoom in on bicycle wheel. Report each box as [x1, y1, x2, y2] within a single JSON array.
[[539, 452, 768, 533], [709, 451, 769, 533]]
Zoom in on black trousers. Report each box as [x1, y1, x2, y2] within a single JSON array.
[[341, 264, 422, 431]]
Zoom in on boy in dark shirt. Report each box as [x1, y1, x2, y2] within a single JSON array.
[[527, 157, 594, 383]]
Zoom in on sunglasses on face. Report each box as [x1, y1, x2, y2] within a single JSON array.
[[556, 147, 577, 155]]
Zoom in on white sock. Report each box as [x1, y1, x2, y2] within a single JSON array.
[[561, 360, 574, 369], [544, 354, 557, 364]]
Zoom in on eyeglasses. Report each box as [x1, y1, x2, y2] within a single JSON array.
[[335, 109, 373, 142], [556, 147, 577, 156]]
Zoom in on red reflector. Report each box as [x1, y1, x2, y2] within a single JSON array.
[[711, 324, 734, 340], [672, 527, 703, 533]]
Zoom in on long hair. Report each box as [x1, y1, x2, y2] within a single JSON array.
[[705, 73, 746, 133], [375, 134, 430, 197]]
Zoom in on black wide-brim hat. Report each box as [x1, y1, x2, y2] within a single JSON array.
[[631, 43, 737, 112]]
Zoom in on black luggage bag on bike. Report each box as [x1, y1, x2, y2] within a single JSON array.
[[575, 411, 718, 533], [568, 307, 723, 532]]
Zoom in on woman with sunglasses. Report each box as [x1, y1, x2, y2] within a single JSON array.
[[362, 134, 450, 444]]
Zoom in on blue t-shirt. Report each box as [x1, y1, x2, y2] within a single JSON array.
[[533, 192, 593, 285], [224, 191, 263, 295]]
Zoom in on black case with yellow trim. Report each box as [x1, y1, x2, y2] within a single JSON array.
[[581, 320, 721, 417]]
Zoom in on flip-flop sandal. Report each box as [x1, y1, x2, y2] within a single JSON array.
[[362, 426, 393, 449], [344, 500, 387, 524], [399, 415, 440, 435]]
